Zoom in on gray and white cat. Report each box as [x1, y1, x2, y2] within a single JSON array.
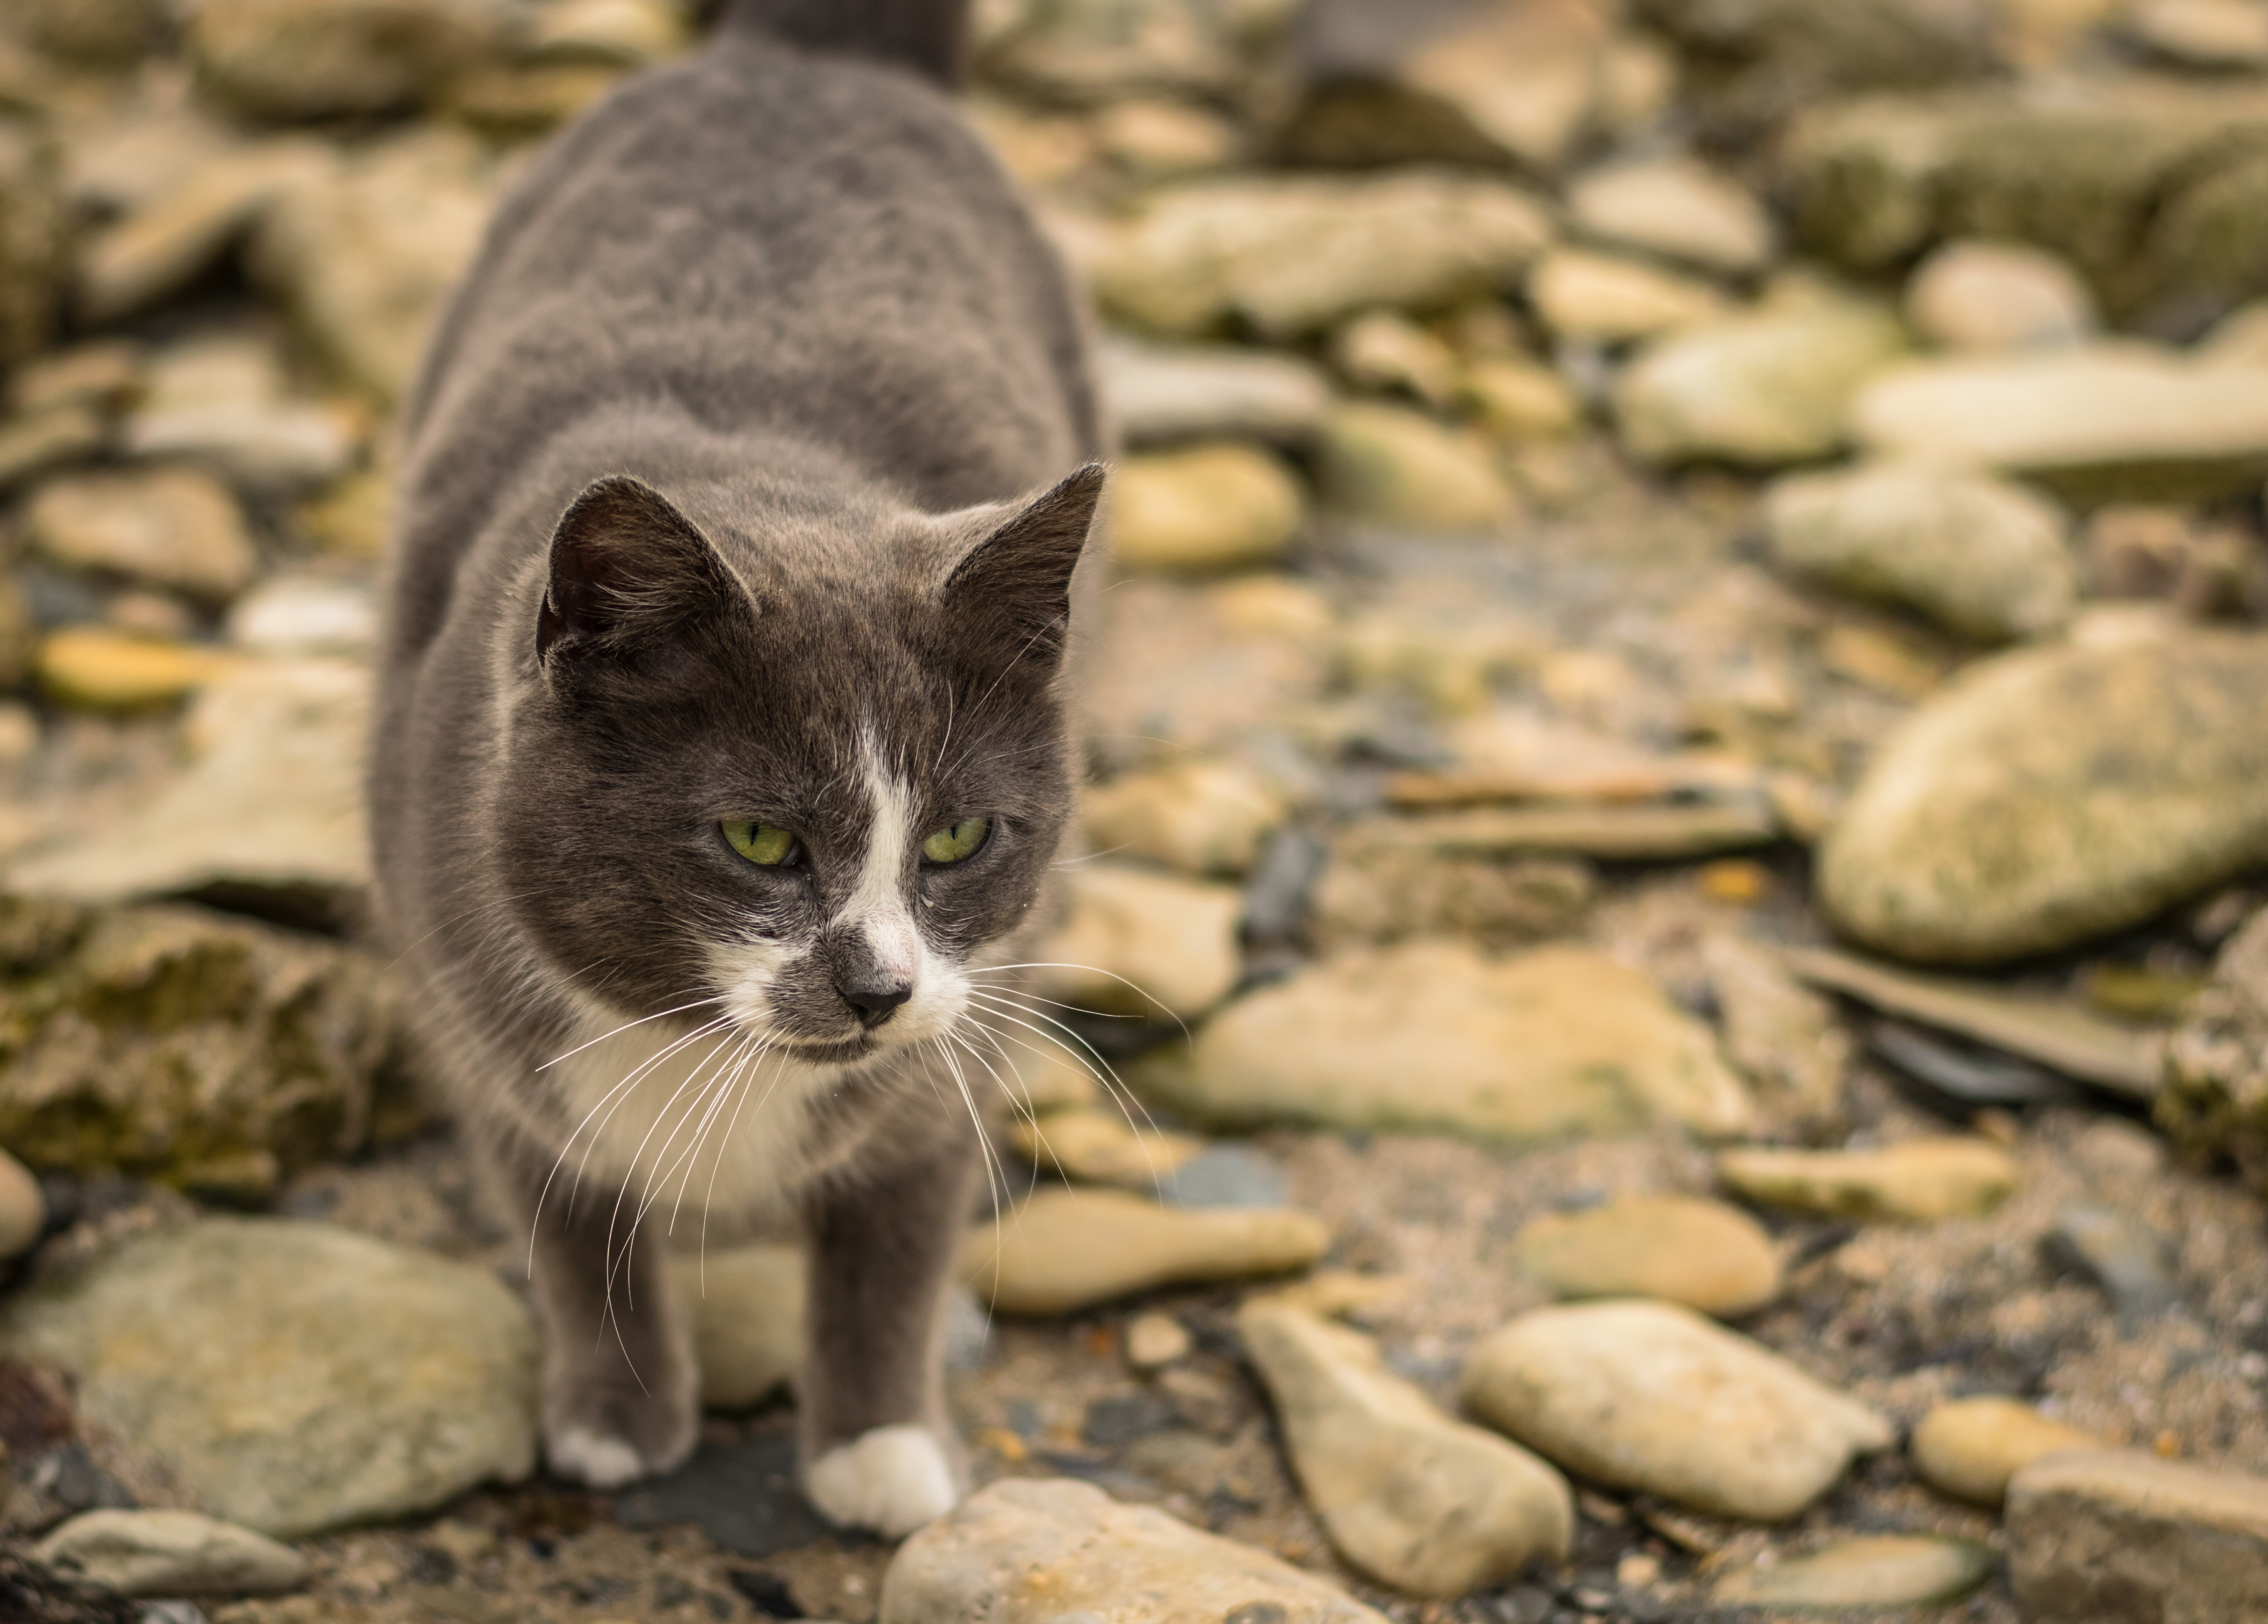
[[370, 0, 1105, 1535]]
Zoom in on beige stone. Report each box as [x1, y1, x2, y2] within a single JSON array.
[[0, 1149, 44, 1260], [36, 631, 229, 712], [1240, 1300, 1572, 1597], [1511, 1195, 1781, 1318], [961, 1188, 1328, 1315], [1528, 248, 1728, 344], [1702, 934, 1849, 1124], [1717, 1138, 2019, 1223], [1009, 1106, 1205, 1190], [1110, 442, 1305, 574], [2007, 1449, 2268, 1622], [1911, 1396, 2097, 1507], [1713, 1536, 1991, 1610], [1314, 402, 1514, 532], [1567, 157, 1776, 276], [666, 1244, 802, 1411], [190, 0, 504, 120], [1098, 336, 1334, 449], [1331, 309, 1460, 407], [76, 142, 335, 324], [1462, 356, 1583, 439], [1083, 757, 1285, 876], [1123, 1311, 1191, 1372], [34, 1510, 307, 1598], [27, 466, 259, 604], [1031, 864, 1241, 1019], [1905, 240, 2097, 353], [1462, 1300, 1893, 1521]]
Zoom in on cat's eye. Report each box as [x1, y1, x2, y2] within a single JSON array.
[[722, 820, 799, 866], [921, 816, 990, 866]]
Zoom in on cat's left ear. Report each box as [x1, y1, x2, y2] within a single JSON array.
[[938, 463, 1105, 668], [537, 476, 740, 668]]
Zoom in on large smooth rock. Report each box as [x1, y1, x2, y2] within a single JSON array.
[[1010, 1105, 1205, 1190], [0, 893, 398, 1198], [1613, 299, 1906, 466], [1140, 941, 1751, 1143], [1313, 402, 1515, 532], [1852, 344, 2268, 502], [1765, 461, 2076, 642], [1511, 1195, 1781, 1317], [25, 467, 260, 605], [1092, 170, 1553, 339], [1819, 634, 2268, 963], [0, 1219, 538, 1537], [962, 1187, 1328, 1315], [1031, 863, 1242, 1019], [190, 0, 505, 120], [33, 1510, 308, 1598], [1567, 156, 1777, 276], [666, 1244, 803, 1411], [11, 658, 371, 926], [881, 1477, 1385, 1624], [1110, 442, 1305, 573], [1911, 1396, 2097, 1507], [1239, 1300, 1571, 1597], [1461, 1300, 1893, 1520], [1717, 1138, 2019, 1223], [1905, 239, 2097, 353], [2007, 1450, 2268, 1622], [1713, 1536, 1991, 1610], [1098, 337, 1334, 448]]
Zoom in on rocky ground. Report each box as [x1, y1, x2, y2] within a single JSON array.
[[5, 0, 2268, 1620]]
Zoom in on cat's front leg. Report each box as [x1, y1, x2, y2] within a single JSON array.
[[496, 1143, 700, 1487], [797, 1124, 979, 1537]]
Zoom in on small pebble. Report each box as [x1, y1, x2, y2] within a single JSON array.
[[1510, 1194, 1782, 1318], [1716, 1137, 2019, 1223], [0, 1149, 47, 1259], [1911, 1396, 2098, 1507], [1123, 1311, 1192, 1372], [1714, 1534, 1992, 1609]]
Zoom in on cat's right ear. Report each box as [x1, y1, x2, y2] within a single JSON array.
[[536, 476, 738, 669], [938, 463, 1106, 669]]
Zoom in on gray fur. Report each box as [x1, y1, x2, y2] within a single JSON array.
[[371, 0, 1104, 1521]]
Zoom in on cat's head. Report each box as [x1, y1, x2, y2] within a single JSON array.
[[494, 466, 1104, 1069]]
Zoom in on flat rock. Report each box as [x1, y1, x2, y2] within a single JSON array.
[[961, 1187, 1328, 1315], [1818, 634, 2268, 963], [1461, 1300, 1893, 1521], [124, 332, 357, 498], [1011, 1106, 1205, 1191], [1613, 298, 1907, 466], [1911, 1396, 2098, 1507], [1527, 248, 1728, 344], [1713, 1535, 1992, 1610], [1309, 839, 1593, 953], [1139, 941, 1750, 1143], [666, 1244, 802, 1411], [1031, 863, 1241, 1019], [34, 631, 228, 713], [1083, 757, 1284, 877], [1852, 344, 2268, 502], [1567, 156, 1777, 276], [1110, 442, 1305, 573], [0, 1218, 537, 1537], [1332, 309, 1460, 408], [1239, 1300, 1572, 1597], [2007, 1449, 2268, 1622], [190, 0, 504, 120], [880, 1477, 1385, 1624], [1511, 1195, 1782, 1318], [1904, 239, 2097, 353], [1717, 1138, 2019, 1223], [1314, 402, 1515, 532], [26, 466, 258, 604], [1098, 337, 1333, 448], [1765, 460, 2076, 642], [1092, 170, 1553, 340], [1702, 935, 1850, 1125], [33, 1510, 307, 1597]]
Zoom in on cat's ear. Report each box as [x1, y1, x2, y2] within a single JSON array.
[[536, 476, 740, 667], [939, 463, 1105, 668]]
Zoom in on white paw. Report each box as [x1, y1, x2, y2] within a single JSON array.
[[805, 1424, 960, 1537], [547, 1425, 650, 1489]]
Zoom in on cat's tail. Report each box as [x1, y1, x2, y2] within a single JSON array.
[[716, 0, 973, 87]]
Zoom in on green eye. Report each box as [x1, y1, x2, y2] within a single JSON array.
[[722, 820, 798, 865], [921, 816, 990, 865]]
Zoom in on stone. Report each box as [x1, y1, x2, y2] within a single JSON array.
[[2126, 0, 2268, 69], [1155, 1142, 1289, 1210], [0, 118, 66, 367], [1331, 309, 1460, 407], [1109, 442, 1305, 573], [1461, 356, 1584, 439], [1764, 460, 2077, 642], [12, 659, 371, 926], [1314, 403, 1514, 532], [26, 467, 259, 605], [124, 333, 358, 498], [11, 344, 145, 419], [1512, 1194, 1781, 1317], [76, 142, 336, 324], [1712, 1536, 1992, 1610], [613, 1429, 829, 1559], [1092, 170, 1553, 340], [977, 0, 1242, 102], [666, 1244, 803, 1411], [1702, 934, 1850, 1124], [15, 0, 162, 62], [1083, 758, 1284, 876], [1094, 99, 1240, 180], [1310, 840, 1593, 952], [2006, 1449, 2268, 1622], [1098, 336, 1333, 448], [1138, 941, 1751, 1143], [226, 575, 379, 656], [880, 1477, 1386, 1624], [1567, 157, 1777, 276], [1911, 1396, 2098, 1507], [1276, 0, 1615, 173], [1030, 864, 1241, 1019], [0, 1218, 537, 1537], [2163, 906, 2268, 1190], [1123, 1311, 1191, 1371], [2201, 299, 2268, 366], [35, 631, 229, 713], [961, 1187, 1329, 1315], [2045, 1205, 2182, 1325], [190, 0, 505, 120], [1818, 634, 2268, 963], [1905, 239, 2097, 353], [0, 406, 107, 494], [0, 893, 398, 1197], [251, 128, 499, 404], [1465, 1300, 1892, 1521], [1010, 1106, 1205, 1190], [1239, 1300, 1573, 1596], [1527, 248, 1728, 344], [1613, 299, 1906, 466], [1719, 1137, 2017, 1223], [1787, 946, 2161, 1098], [528, 0, 690, 66], [1852, 344, 2268, 503], [33, 1510, 307, 1597], [1337, 802, 1778, 861], [0, 1148, 45, 1260]]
